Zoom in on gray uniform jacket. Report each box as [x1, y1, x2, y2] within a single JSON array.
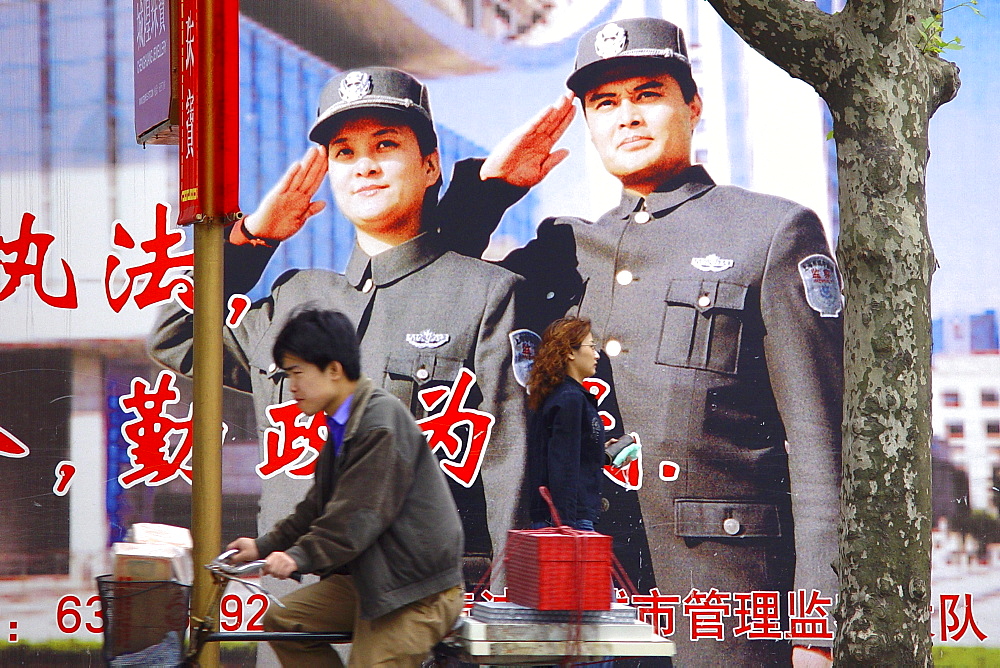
[[255, 376, 464, 620], [149, 232, 527, 563], [452, 164, 842, 665]]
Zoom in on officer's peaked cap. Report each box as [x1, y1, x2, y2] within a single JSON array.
[[567, 18, 695, 99], [309, 66, 436, 149]]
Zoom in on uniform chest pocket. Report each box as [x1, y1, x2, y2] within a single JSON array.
[[656, 279, 748, 375], [384, 354, 464, 416], [674, 499, 782, 539]]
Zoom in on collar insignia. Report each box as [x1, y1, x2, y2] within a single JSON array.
[[406, 330, 450, 349], [691, 254, 735, 272]]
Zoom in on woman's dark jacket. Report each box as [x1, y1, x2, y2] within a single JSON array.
[[528, 376, 606, 528]]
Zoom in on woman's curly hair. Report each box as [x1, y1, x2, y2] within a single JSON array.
[[527, 316, 592, 412]]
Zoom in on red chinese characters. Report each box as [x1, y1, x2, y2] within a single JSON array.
[[480, 588, 508, 604], [117, 370, 194, 487], [632, 587, 682, 637], [256, 400, 326, 479], [732, 591, 784, 640], [417, 368, 495, 488], [462, 591, 477, 615], [458, 588, 508, 616], [583, 377, 642, 490], [786, 589, 834, 641], [254, 367, 498, 484], [105, 203, 194, 312], [683, 588, 732, 641], [939, 593, 988, 642], [628, 588, 836, 640], [581, 378, 616, 432], [53, 461, 77, 496], [0, 212, 77, 308], [0, 426, 30, 458], [227, 293, 252, 327]]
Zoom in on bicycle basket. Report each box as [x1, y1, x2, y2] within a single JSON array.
[[96, 575, 191, 667]]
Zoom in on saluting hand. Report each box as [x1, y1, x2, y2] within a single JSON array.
[[480, 93, 575, 188], [242, 146, 328, 242]]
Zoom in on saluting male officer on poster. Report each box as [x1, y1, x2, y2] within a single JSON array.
[[451, 17, 842, 668]]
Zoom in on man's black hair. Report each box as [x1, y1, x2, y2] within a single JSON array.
[[272, 308, 362, 381]]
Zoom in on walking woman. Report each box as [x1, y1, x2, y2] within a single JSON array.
[[526, 317, 605, 531]]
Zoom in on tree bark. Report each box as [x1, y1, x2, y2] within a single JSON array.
[[704, 0, 960, 664]]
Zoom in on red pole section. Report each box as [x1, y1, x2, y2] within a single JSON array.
[[178, 0, 241, 664]]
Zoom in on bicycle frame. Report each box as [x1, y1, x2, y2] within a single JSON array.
[[183, 551, 351, 667]]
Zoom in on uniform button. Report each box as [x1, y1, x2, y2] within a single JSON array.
[[723, 518, 741, 535], [697, 294, 712, 308], [605, 339, 622, 357], [615, 270, 634, 286], [267, 363, 277, 373], [362, 278, 374, 293], [634, 211, 651, 224], [546, 291, 555, 300], [415, 366, 429, 381]]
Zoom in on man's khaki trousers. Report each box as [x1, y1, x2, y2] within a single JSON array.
[[261, 574, 464, 667]]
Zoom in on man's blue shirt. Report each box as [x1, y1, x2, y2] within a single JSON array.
[[325, 393, 353, 456]]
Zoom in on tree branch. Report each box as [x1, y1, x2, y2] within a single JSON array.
[[927, 56, 961, 113], [845, 0, 944, 42], [705, 0, 838, 91]]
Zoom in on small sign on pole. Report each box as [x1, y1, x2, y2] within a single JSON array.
[[133, 0, 177, 144]]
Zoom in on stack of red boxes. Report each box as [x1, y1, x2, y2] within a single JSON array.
[[505, 526, 613, 611]]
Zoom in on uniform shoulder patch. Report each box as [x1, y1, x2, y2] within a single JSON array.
[[797, 254, 842, 318], [509, 329, 540, 388]]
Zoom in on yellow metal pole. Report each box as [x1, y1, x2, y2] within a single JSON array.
[[190, 0, 224, 664]]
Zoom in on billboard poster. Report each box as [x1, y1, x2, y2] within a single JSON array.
[[0, 1, 997, 666]]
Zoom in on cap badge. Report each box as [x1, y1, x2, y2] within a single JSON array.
[[595, 23, 628, 59], [339, 71, 373, 102]]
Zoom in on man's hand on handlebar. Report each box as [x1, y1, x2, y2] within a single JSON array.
[[219, 541, 302, 582], [226, 537, 259, 564], [263, 551, 299, 580]]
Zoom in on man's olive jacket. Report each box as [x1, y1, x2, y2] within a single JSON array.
[[255, 376, 464, 620]]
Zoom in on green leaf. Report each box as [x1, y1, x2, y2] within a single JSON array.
[[826, 129, 835, 140]]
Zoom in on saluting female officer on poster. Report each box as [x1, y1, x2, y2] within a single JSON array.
[[151, 66, 550, 588]]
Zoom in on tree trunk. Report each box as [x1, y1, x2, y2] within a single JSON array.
[[703, 0, 960, 664]]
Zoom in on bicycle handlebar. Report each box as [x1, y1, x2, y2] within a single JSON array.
[[210, 550, 302, 582]]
